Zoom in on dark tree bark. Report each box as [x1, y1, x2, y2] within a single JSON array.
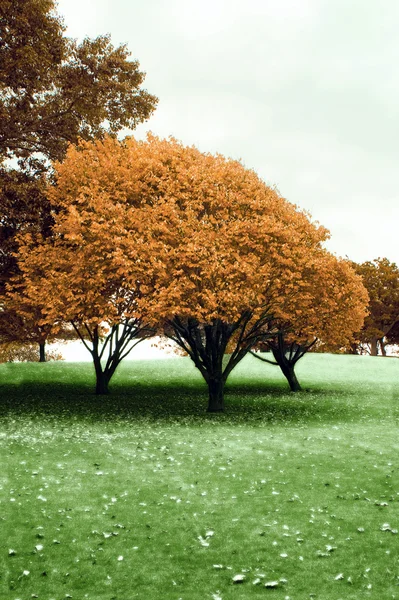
[[370, 337, 378, 356], [207, 376, 225, 412], [166, 310, 275, 412], [348, 342, 360, 355], [94, 364, 110, 395], [251, 331, 316, 392], [39, 341, 46, 362], [277, 360, 302, 392], [71, 319, 153, 395]]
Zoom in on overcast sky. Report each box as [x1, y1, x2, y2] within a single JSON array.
[[57, 0, 399, 265]]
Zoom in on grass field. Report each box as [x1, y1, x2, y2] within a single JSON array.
[[1, 353, 399, 600]]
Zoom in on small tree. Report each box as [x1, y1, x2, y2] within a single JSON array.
[[0, 304, 75, 362], [251, 330, 316, 392], [12, 137, 160, 391], [14, 227, 153, 394], [251, 253, 368, 391]]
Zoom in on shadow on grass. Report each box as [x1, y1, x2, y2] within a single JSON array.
[[1, 355, 391, 425], [0, 375, 368, 427]]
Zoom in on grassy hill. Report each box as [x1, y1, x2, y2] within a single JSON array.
[[1, 353, 399, 599]]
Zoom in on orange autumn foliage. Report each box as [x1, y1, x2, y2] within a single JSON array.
[[15, 135, 330, 326], [274, 250, 369, 351], [249, 249, 368, 391]]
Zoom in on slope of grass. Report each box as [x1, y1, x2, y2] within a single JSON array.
[[1, 353, 399, 600]]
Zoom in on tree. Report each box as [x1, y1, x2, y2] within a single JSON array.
[[251, 253, 368, 390], [0, 0, 157, 354], [351, 258, 399, 356], [0, 0, 158, 165], [0, 292, 77, 361], [0, 341, 63, 363], [13, 227, 153, 394], [14, 135, 330, 406], [11, 135, 160, 391], [128, 139, 335, 410], [251, 330, 316, 392]]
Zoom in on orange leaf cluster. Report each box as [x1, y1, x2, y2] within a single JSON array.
[[272, 251, 369, 350]]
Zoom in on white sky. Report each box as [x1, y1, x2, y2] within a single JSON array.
[[56, 0, 399, 266], [53, 336, 179, 362]]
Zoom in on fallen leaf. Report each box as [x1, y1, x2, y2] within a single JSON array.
[[198, 535, 209, 547], [205, 530, 214, 538]]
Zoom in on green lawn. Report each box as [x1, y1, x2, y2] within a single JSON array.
[[1, 353, 399, 599]]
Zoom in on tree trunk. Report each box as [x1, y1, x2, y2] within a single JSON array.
[[39, 342, 46, 363], [370, 338, 378, 356], [168, 312, 275, 413], [207, 377, 225, 412], [279, 362, 301, 392], [95, 370, 110, 395]]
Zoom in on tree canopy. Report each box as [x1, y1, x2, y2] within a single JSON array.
[[0, 0, 158, 165]]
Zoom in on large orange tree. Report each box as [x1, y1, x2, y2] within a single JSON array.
[[15, 135, 332, 406], [251, 252, 368, 390]]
